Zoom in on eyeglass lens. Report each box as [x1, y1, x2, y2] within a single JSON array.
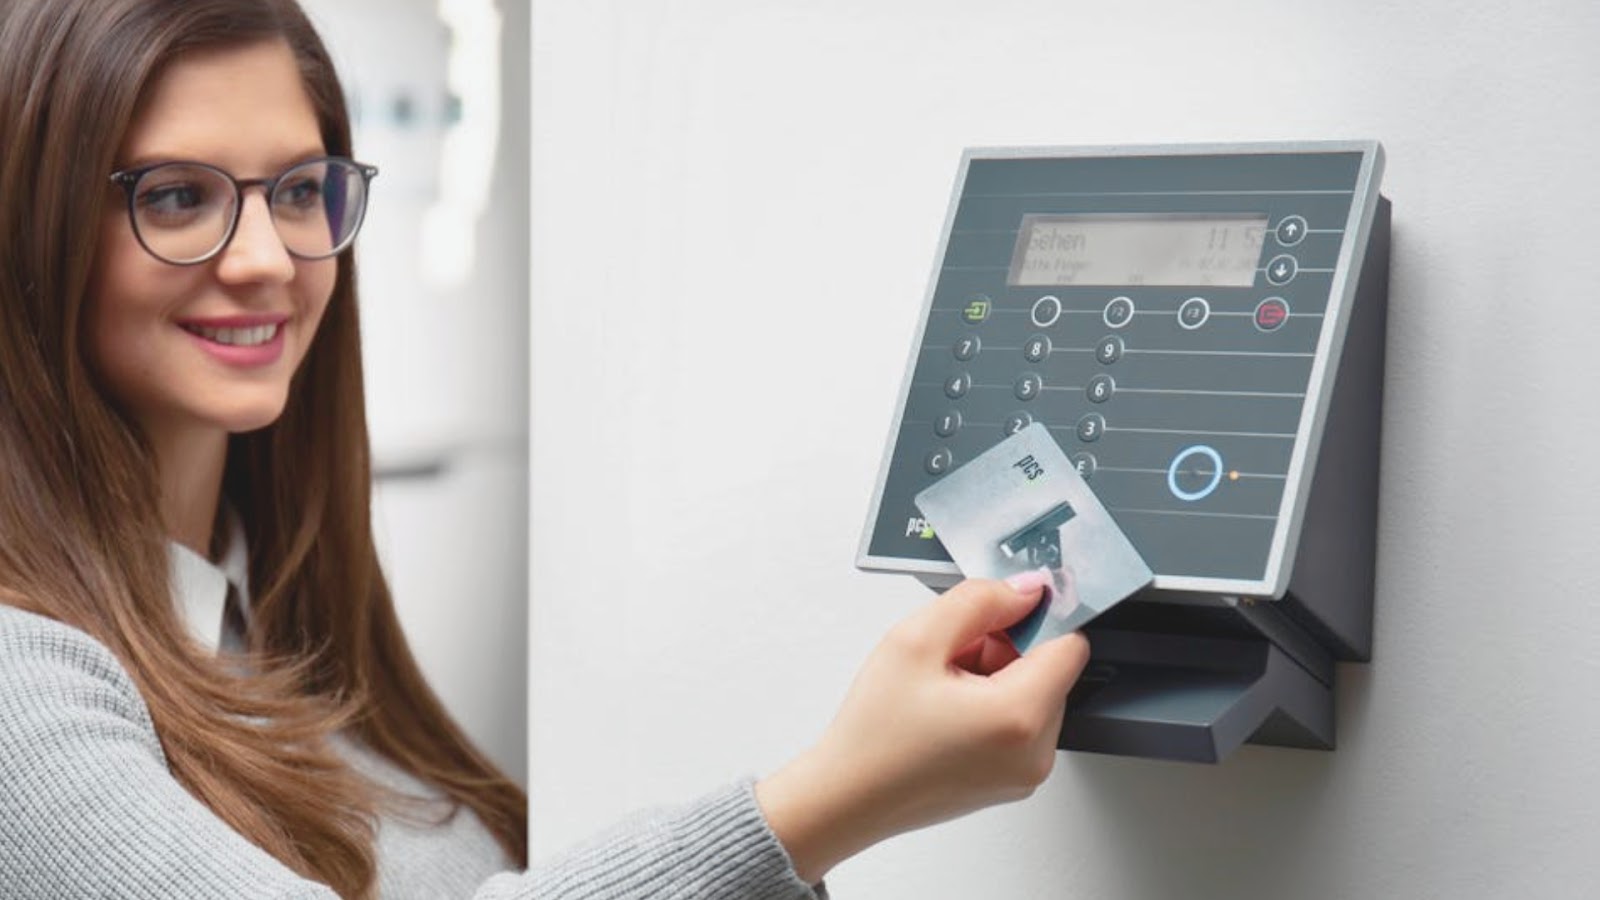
[[129, 159, 370, 264]]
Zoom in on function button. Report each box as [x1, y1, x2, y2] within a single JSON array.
[[1266, 254, 1299, 286], [1086, 374, 1115, 404], [1014, 373, 1043, 401], [1275, 215, 1308, 247], [1003, 412, 1033, 436], [1075, 412, 1105, 443], [1177, 297, 1211, 330], [1103, 296, 1135, 329], [1254, 297, 1291, 332], [1022, 333, 1052, 363], [953, 335, 981, 361], [934, 410, 962, 437], [1167, 444, 1224, 502], [943, 372, 971, 399], [1095, 334, 1125, 365], [1030, 295, 1063, 328], [925, 448, 954, 476], [1069, 451, 1097, 480], [960, 295, 992, 324]]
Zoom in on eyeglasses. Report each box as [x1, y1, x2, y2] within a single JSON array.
[[108, 157, 379, 266]]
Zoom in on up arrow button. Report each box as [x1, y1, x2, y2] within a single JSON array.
[[1275, 215, 1308, 246], [1266, 253, 1299, 286]]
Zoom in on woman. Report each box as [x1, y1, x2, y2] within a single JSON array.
[[0, 1, 1090, 897]]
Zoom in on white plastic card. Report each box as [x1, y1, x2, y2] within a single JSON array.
[[914, 423, 1154, 652]]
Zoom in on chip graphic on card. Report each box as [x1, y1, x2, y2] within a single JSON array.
[[914, 422, 1154, 652]]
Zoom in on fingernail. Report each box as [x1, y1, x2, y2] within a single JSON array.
[[1005, 568, 1051, 594]]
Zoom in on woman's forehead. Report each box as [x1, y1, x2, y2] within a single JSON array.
[[118, 38, 324, 172]]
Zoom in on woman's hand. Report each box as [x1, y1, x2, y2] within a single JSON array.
[[755, 572, 1090, 884]]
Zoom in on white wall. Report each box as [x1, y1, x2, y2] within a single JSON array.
[[529, 1, 1600, 895]]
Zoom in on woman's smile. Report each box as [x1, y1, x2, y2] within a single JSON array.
[[176, 313, 291, 367]]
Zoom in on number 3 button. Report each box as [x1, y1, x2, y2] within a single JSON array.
[[1076, 413, 1105, 443]]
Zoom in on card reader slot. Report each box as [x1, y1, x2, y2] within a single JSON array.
[[1061, 628, 1333, 763]]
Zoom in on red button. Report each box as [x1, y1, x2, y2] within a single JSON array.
[[1254, 297, 1290, 332]]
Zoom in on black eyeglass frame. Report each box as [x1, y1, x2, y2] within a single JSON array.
[[108, 156, 380, 266]]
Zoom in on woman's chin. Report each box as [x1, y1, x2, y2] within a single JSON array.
[[210, 397, 292, 436]]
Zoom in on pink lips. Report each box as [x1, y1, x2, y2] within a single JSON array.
[[176, 314, 290, 368]]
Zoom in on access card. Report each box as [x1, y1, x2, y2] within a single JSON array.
[[914, 422, 1153, 652]]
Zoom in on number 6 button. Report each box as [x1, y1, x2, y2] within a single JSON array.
[[1087, 374, 1115, 403]]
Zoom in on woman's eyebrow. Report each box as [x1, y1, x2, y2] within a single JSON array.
[[115, 147, 330, 173]]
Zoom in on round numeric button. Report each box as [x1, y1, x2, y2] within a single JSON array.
[[1014, 373, 1043, 401], [926, 448, 954, 475], [1075, 413, 1105, 443], [1003, 412, 1033, 436], [1023, 334, 1052, 363], [934, 410, 962, 437], [1177, 297, 1211, 330], [943, 372, 971, 399], [1086, 374, 1115, 403], [1069, 452, 1097, 480], [1095, 334, 1125, 365], [1275, 215, 1308, 247], [1103, 296, 1135, 329], [1030, 295, 1063, 328], [1266, 254, 1298, 286], [953, 335, 981, 361]]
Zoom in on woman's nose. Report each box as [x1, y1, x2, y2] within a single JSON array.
[[215, 191, 295, 284]]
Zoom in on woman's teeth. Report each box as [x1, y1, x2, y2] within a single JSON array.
[[183, 323, 280, 346]]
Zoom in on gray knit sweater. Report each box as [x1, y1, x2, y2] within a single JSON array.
[[0, 604, 824, 899]]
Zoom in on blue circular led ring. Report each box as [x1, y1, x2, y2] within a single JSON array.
[[1167, 445, 1224, 502]]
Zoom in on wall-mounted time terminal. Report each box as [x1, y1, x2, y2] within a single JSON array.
[[859, 142, 1391, 762]]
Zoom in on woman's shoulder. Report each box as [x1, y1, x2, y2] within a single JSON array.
[[0, 601, 129, 675], [0, 602, 160, 748]]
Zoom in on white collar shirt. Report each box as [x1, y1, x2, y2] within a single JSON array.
[[166, 511, 250, 653]]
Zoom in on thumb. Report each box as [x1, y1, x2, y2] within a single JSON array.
[[993, 630, 1091, 702], [917, 572, 1051, 655]]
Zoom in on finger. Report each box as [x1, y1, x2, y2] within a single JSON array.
[[916, 573, 1050, 654], [992, 631, 1091, 702], [973, 635, 1021, 675], [952, 634, 1020, 676]]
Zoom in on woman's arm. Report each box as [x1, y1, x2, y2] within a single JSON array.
[[756, 573, 1089, 883], [0, 605, 819, 900], [0, 571, 1081, 899]]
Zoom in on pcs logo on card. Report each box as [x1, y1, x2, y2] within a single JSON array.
[[905, 517, 936, 539], [1013, 454, 1045, 481]]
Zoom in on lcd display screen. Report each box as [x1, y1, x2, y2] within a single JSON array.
[[1008, 213, 1268, 287]]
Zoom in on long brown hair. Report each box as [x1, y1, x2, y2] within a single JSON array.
[[0, 0, 527, 895]]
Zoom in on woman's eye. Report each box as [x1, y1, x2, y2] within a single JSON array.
[[278, 176, 324, 208], [137, 182, 208, 216]]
